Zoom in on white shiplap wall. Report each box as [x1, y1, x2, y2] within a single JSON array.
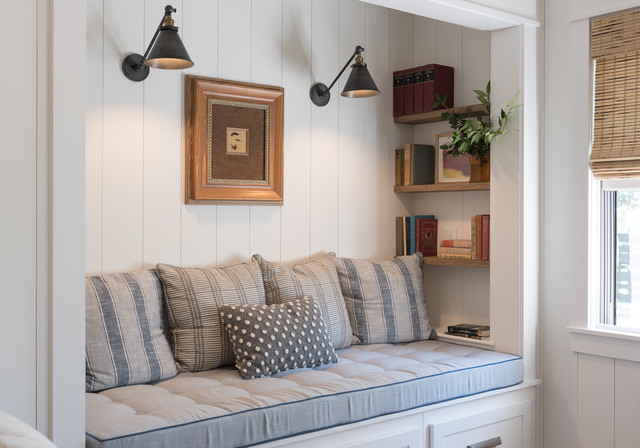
[[86, 0, 498, 369], [85, 0, 490, 334], [86, 0, 398, 273]]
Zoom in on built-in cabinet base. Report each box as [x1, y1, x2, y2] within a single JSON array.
[[257, 381, 539, 448]]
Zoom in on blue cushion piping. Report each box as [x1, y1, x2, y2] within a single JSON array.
[[86, 356, 522, 443]]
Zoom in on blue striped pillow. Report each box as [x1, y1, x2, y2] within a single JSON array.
[[334, 253, 436, 344], [85, 271, 179, 392]]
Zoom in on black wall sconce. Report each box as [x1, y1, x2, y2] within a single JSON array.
[[310, 45, 380, 106], [122, 5, 194, 82]]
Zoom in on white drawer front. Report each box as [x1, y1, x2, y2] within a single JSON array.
[[430, 401, 532, 448]]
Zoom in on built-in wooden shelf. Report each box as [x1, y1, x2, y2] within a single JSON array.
[[394, 182, 489, 193], [423, 256, 489, 269], [394, 103, 487, 125]]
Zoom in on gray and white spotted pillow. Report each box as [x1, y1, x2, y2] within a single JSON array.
[[219, 296, 339, 379]]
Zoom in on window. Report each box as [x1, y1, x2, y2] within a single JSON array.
[[591, 9, 640, 330], [600, 183, 640, 329]]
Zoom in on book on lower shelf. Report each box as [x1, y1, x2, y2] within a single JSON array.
[[447, 323, 490, 338]]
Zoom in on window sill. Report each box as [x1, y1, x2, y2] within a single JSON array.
[[568, 326, 640, 362]]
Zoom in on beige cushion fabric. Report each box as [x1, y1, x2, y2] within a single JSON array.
[[156, 261, 266, 371]]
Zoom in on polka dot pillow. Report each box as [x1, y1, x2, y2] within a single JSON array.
[[219, 296, 339, 379]]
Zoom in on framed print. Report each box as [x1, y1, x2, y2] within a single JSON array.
[[436, 133, 471, 184], [185, 76, 284, 204]]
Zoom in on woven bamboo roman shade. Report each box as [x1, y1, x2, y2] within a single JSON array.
[[590, 9, 640, 178]]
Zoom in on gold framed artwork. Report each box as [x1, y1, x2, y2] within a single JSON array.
[[436, 133, 471, 184], [185, 76, 284, 204]]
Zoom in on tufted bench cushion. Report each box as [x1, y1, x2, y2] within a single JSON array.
[[86, 341, 523, 448]]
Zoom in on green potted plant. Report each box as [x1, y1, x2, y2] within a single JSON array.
[[433, 81, 520, 182]]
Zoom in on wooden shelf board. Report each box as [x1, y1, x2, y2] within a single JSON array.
[[394, 182, 489, 193], [436, 331, 495, 349], [394, 103, 487, 125], [423, 256, 490, 268]]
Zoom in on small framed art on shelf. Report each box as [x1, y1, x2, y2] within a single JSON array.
[[436, 132, 470, 184]]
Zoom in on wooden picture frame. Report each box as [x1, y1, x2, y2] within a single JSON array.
[[436, 132, 471, 184], [185, 76, 284, 204]]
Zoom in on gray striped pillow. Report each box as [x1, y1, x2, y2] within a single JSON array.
[[85, 271, 179, 392], [156, 261, 266, 372], [252, 253, 352, 350], [334, 253, 436, 345]]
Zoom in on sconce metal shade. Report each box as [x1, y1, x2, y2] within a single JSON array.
[[341, 63, 380, 98], [122, 5, 194, 82], [310, 45, 380, 106], [145, 25, 194, 69]]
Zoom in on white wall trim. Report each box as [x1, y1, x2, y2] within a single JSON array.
[[569, 326, 640, 363]]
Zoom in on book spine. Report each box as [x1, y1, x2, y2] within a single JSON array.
[[405, 216, 411, 255], [438, 253, 472, 260], [395, 149, 402, 186], [475, 214, 483, 261], [413, 66, 425, 114], [403, 145, 412, 186], [423, 66, 435, 112], [471, 217, 477, 260], [447, 326, 489, 337], [403, 70, 414, 116], [393, 71, 405, 117], [416, 218, 437, 256], [409, 215, 417, 255], [439, 247, 472, 255], [395, 217, 404, 257], [446, 332, 485, 340], [433, 64, 455, 111], [441, 239, 472, 248], [482, 215, 490, 261]]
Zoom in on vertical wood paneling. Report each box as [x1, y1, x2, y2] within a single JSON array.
[[250, 0, 283, 261], [577, 354, 615, 448], [101, 0, 145, 272], [490, 26, 522, 355], [0, 0, 37, 425], [338, 0, 366, 258], [310, 0, 340, 257], [615, 359, 640, 447], [414, 16, 437, 64], [180, 0, 219, 267], [462, 28, 491, 104], [142, 0, 183, 269], [435, 22, 463, 107], [85, 0, 104, 274], [363, 4, 391, 259], [281, 0, 312, 262], [388, 10, 414, 253], [217, 0, 253, 265]]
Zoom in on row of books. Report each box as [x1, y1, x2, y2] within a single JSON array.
[[395, 216, 437, 257], [446, 323, 490, 340], [393, 64, 454, 117], [437, 239, 473, 260], [471, 214, 490, 261], [394, 144, 435, 186]]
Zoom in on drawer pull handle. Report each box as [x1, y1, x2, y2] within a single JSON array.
[[467, 436, 502, 448]]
